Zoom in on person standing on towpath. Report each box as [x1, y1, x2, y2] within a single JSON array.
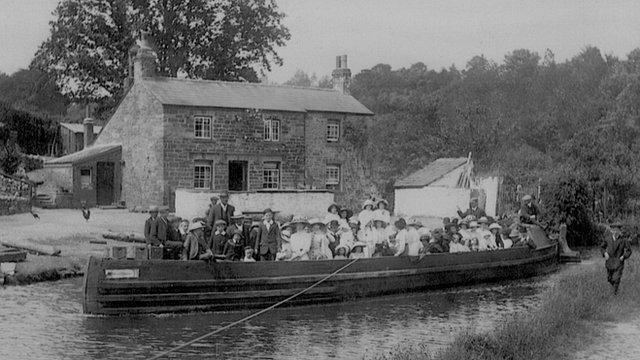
[[601, 223, 632, 295]]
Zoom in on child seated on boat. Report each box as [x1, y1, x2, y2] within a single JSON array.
[[308, 218, 333, 260], [391, 218, 408, 256], [211, 219, 228, 255], [324, 204, 341, 224], [289, 217, 312, 261], [489, 223, 504, 248], [276, 222, 294, 261], [349, 242, 368, 258], [449, 233, 470, 253], [333, 244, 350, 259], [242, 247, 256, 262], [222, 231, 244, 261]]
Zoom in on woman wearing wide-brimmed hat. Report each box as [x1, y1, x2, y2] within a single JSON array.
[[289, 216, 311, 261], [308, 218, 333, 260], [405, 218, 424, 256], [373, 199, 391, 225], [276, 222, 295, 261], [358, 199, 376, 231]]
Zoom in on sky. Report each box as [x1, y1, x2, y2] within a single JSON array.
[[1, 0, 639, 83]]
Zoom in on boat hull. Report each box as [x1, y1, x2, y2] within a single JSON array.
[[83, 243, 558, 315]]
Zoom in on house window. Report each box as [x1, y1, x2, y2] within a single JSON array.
[[194, 116, 212, 139], [263, 118, 280, 142], [262, 162, 280, 189], [326, 164, 340, 190], [194, 162, 212, 189], [327, 120, 340, 142], [80, 168, 92, 189]]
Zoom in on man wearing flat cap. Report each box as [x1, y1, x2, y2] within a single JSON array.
[[254, 208, 281, 261], [601, 224, 632, 295], [518, 195, 541, 225], [206, 190, 235, 232]]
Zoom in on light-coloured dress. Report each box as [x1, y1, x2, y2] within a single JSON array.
[[309, 233, 333, 260], [373, 209, 391, 225], [406, 227, 423, 256], [289, 232, 312, 261], [358, 209, 375, 230]]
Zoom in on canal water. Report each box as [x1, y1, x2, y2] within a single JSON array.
[[0, 276, 551, 360]]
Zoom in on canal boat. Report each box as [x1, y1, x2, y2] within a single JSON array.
[[83, 226, 560, 315]]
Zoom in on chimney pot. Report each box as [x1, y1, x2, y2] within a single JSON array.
[[83, 117, 95, 148], [332, 54, 351, 94], [341, 55, 348, 69]]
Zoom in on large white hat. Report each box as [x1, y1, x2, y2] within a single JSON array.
[[188, 221, 205, 232], [362, 199, 375, 209]]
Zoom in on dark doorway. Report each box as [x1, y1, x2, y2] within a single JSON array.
[[228, 161, 248, 191], [96, 162, 115, 206]]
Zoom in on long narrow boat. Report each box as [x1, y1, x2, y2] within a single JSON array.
[[83, 230, 559, 315]]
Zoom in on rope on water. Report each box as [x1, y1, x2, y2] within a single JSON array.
[[148, 257, 360, 360]]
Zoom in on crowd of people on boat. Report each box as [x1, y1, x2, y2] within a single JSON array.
[[143, 191, 539, 261]]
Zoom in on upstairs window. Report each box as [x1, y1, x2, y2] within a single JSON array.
[[194, 116, 212, 139], [264, 118, 280, 142], [194, 162, 212, 189], [326, 164, 340, 190], [326, 120, 340, 142], [262, 162, 280, 189]]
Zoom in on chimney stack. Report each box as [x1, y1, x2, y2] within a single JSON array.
[[133, 32, 157, 82], [83, 117, 95, 148], [332, 54, 351, 94]]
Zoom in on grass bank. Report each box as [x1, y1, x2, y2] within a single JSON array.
[[379, 250, 640, 360]]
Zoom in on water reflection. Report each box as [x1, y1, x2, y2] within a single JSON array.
[[0, 277, 546, 360]]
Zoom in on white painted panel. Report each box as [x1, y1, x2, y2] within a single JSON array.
[[477, 177, 500, 217], [394, 187, 470, 218]]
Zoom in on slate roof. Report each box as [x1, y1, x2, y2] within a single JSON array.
[[141, 77, 374, 115], [394, 157, 468, 188], [46, 144, 121, 165], [60, 122, 102, 133]]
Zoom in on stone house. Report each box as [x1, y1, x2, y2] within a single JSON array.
[[43, 40, 373, 210]]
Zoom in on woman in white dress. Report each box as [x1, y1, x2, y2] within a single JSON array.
[[289, 217, 312, 261], [358, 199, 376, 231]]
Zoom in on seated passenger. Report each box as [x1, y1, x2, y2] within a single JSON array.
[[349, 242, 368, 259], [242, 247, 256, 262], [417, 228, 431, 255], [426, 229, 446, 253], [373, 199, 391, 225], [467, 221, 486, 250], [489, 223, 505, 248], [222, 230, 243, 261], [468, 237, 480, 252], [457, 220, 470, 240], [181, 221, 213, 260], [477, 217, 497, 250], [334, 244, 350, 259], [364, 215, 388, 256], [308, 218, 333, 260], [276, 222, 294, 261], [391, 218, 408, 256], [358, 199, 376, 231], [406, 219, 424, 256], [289, 217, 312, 261], [210, 219, 228, 255], [326, 219, 342, 256], [324, 203, 341, 224], [338, 207, 353, 230], [511, 227, 537, 249], [502, 228, 514, 249], [449, 233, 470, 253]]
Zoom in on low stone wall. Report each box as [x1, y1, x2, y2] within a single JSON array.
[[175, 188, 335, 221], [0, 196, 30, 216]]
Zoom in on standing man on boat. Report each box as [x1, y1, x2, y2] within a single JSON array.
[[457, 198, 486, 219], [601, 224, 632, 295], [255, 208, 281, 261], [206, 191, 235, 234], [144, 205, 159, 242], [149, 206, 180, 258]]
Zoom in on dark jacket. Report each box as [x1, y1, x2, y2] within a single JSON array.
[[222, 239, 243, 261], [211, 232, 227, 255], [182, 232, 211, 260], [144, 216, 157, 241], [206, 203, 235, 229], [457, 207, 486, 219], [255, 221, 281, 255], [519, 203, 541, 224], [148, 217, 175, 246], [601, 231, 632, 270]]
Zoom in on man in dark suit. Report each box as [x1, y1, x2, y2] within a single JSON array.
[[601, 224, 632, 295], [457, 198, 486, 219], [149, 206, 180, 258], [206, 191, 235, 231], [254, 208, 281, 261], [144, 205, 159, 242]]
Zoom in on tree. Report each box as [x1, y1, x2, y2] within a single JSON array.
[[32, 0, 290, 111], [0, 69, 68, 116], [284, 69, 312, 87]]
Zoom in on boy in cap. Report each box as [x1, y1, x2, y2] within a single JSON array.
[[211, 219, 228, 255], [222, 230, 244, 261], [255, 208, 281, 261]]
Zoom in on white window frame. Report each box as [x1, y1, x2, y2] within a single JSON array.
[[194, 116, 212, 139], [326, 120, 340, 142], [193, 162, 212, 189], [326, 164, 340, 190], [262, 161, 281, 189], [263, 118, 280, 142]]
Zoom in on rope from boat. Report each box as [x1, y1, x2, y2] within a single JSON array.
[[148, 257, 360, 360]]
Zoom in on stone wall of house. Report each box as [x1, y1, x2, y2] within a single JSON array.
[[304, 112, 373, 210], [94, 83, 165, 208], [162, 106, 307, 208]]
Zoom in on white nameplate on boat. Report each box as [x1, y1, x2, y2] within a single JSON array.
[[105, 269, 139, 279]]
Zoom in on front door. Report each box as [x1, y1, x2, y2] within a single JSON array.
[[96, 162, 115, 206], [228, 161, 248, 191]]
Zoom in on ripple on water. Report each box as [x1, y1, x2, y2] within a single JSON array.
[[0, 276, 551, 360]]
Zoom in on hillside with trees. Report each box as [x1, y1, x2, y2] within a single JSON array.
[[346, 47, 640, 243]]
